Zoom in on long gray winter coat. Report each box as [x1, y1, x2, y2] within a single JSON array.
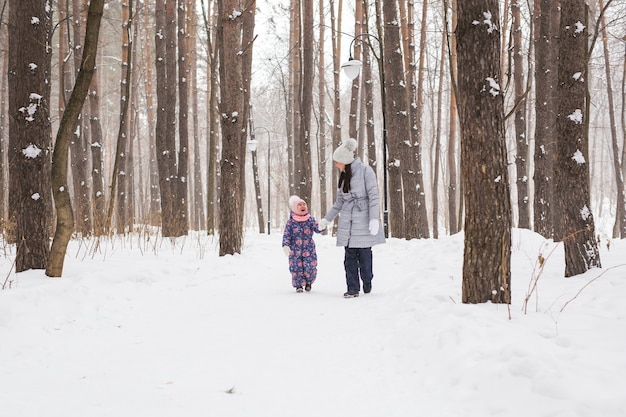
[[324, 157, 386, 248]]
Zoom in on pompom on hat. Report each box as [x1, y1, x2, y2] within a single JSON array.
[[332, 138, 358, 164], [289, 195, 305, 213]]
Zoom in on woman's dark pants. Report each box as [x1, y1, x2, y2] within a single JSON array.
[[344, 247, 373, 293]]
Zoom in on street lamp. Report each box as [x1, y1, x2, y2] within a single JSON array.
[[342, 33, 389, 238], [254, 127, 271, 235]]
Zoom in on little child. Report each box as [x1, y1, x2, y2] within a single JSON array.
[[282, 195, 324, 293]]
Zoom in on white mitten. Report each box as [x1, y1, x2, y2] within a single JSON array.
[[319, 218, 329, 230], [369, 219, 379, 236], [282, 246, 290, 257]]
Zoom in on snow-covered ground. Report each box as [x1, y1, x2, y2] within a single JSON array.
[[1, 229, 625, 416]]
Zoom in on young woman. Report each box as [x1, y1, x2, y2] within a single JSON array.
[[320, 139, 385, 298]]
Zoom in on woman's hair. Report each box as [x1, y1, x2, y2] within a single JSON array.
[[338, 163, 352, 193]]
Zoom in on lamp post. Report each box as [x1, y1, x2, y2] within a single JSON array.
[[254, 127, 271, 235], [341, 33, 389, 237], [246, 137, 263, 233]]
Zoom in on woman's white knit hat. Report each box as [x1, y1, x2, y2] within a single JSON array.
[[332, 138, 358, 164]]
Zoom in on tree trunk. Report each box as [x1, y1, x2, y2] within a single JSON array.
[[456, 0, 511, 304], [363, 34, 376, 171], [127, 21, 140, 228], [217, 0, 245, 255], [89, 55, 106, 236], [533, 0, 558, 239], [155, 0, 171, 233], [348, 0, 362, 143], [109, 0, 132, 233], [446, 0, 459, 235], [239, 0, 256, 231], [554, 0, 601, 277], [621, 31, 626, 239], [165, 0, 182, 236], [141, 1, 160, 226], [47, 0, 105, 277], [70, 0, 92, 236], [175, 0, 190, 235], [432, 18, 446, 239], [408, 0, 430, 239], [288, 0, 301, 198], [317, 0, 329, 216], [8, 0, 53, 271], [330, 0, 342, 214], [598, 0, 625, 239], [208, 27, 219, 235], [154, 0, 182, 237], [200, 0, 218, 235], [401, 0, 418, 238], [296, 0, 313, 202], [513, 0, 529, 229], [0, 20, 8, 232], [188, 0, 205, 231], [381, 0, 410, 238]]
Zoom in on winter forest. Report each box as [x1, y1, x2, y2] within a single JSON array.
[[1, 0, 626, 303]]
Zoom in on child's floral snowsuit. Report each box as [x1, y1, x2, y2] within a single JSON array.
[[282, 214, 322, 289]]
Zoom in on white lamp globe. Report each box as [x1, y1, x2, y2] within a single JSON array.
[[341, 59, 363, 80]]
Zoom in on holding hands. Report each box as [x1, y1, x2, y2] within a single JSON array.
[[318, 218, 330, 230]]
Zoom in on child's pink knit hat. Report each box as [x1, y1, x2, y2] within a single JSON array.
[[289, 195, 305, 213]]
